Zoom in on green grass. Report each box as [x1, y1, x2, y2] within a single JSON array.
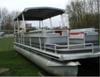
[[0, 37, 39, 76]]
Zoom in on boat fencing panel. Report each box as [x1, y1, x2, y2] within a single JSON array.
[[85, 35, 99, 45], [15, 34, 95, 54], [14, 29, 98, 54], [69, 32, 85, 44], [45, 43, 94, 54], [45, 36, 68, 44]]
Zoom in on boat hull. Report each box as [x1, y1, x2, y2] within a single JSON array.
[[14, 45, 78, 76]]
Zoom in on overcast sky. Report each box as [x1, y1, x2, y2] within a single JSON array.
[[0, 0, 71, 28], [0, 0, 71, 12]]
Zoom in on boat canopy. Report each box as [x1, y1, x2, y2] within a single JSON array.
[[14, 7, 65, 21]]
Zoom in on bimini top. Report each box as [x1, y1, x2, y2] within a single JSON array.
[[14, 7, 65, 21]]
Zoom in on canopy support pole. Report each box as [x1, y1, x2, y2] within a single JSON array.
[[67, 28, 70, 49], [22, 14, 26, 44], [17, 18, 20, 43], [14, 22, 16, 42], [22, 14, 26, 32], [61, 14, 65, 28], [17, 18, 20, 33], [39, 21, 41, 29], [49, 18, 52, 29], [42, 21, 44, 29]]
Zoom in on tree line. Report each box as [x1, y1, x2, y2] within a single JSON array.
[[66, 0, 100, 29], [0, 0, 100, 33], [0, 8, 19, 33]]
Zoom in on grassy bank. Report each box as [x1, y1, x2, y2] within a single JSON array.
[[0, 37, 39, 76]]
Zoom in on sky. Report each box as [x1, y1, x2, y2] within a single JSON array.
[[0, 0, 71, 28], [0, 0, 71, 12]]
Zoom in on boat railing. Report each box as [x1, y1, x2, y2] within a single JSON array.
[[15, 35, 94, 54], [45, 43, 94, 54], [28, 29, 68, 33], [25, 29, 68, 36]]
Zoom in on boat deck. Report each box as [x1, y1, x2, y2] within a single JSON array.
[[61, 51, 100, 60], [14, 42, 100, 61]]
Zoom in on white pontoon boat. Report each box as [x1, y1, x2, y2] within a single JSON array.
[[13, 7, 100, 76]]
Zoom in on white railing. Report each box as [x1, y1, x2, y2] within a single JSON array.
[[15, 35, 94, 54], [45, 43, 94, 54], [15, 32, 95, 54]]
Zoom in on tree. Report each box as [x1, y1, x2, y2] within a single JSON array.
[[0, 8, 20, 33], [66, 0, 100, 29]]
